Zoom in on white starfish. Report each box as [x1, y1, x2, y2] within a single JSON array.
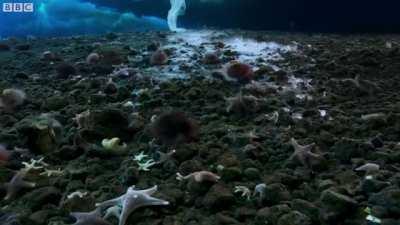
[[70, 208, 111, 225], [22, 157, 48, 171], [133, 152, 148, 162], [67, 191, 88, 199], [137, 159, 156, 171], [234, 186, 252, 200], [95, 185, 169, 225], [104, 205, 122, 220], [40, 168, 64, 177]]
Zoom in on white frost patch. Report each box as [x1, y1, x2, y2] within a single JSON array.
[[319, 110, 327, 117], [288, 76, 312, 89], [148, 30, 297, 80], [224, 38, 297, 63], [292, 112, 303, 120]]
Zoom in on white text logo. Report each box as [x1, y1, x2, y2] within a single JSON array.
[[3, 3, 34, 13]]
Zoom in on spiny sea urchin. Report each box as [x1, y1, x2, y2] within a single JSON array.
[[150, 111, 198, 145]]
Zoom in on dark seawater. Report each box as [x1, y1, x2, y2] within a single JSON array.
[[1, 0, 400, 37]]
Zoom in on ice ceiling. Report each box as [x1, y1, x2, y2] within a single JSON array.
[[0, 0, 169, 37]]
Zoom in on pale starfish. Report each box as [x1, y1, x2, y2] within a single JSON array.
[[70, 208, 111, 225], [287, 138, 322, 169], [104, 205, 122, 220], [137, 159, 156, 171], [133, 152, 148, 162], [22, 157, 48, 171], [95, 185, 169, 225], [40, 168, 64, 177], [176, 171, 220, 183], [154, 149, 176, 165], [234, 186, 252, 200], [3, 169, 36, 200], [67, 191, 88, 199]]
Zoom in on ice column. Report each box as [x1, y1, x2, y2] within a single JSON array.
[[168, 0, 186, 32]]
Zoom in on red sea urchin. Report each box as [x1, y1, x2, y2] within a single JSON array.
[[150, 111, 198, 146], [150, 49, 168, 65], [0, 145, 11, 162], [226, 61, 254, 83]]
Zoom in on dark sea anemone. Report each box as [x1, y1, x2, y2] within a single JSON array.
[[203, 53, 220, 65], [56, 63, 77, 79], [150, 49, 168, 65], [150, 111, 198, 145], [0, 43, 11, 51], [0, 144, 11, 162], [226, 61, 254, 83]]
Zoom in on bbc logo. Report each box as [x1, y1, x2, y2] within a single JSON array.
[[2, 3, 34, 12]]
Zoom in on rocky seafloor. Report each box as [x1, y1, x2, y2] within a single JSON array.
[[0, 30, 400, 225]]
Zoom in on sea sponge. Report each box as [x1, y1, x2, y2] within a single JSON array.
[[150, 49, 168, 65], [150, 111, 198, 145], [104, 78, 118, 95], [0, 88, 26, 111], [226, 61, 254, 83], [101, 137, 127, 155], [86, 52, 100, 64]]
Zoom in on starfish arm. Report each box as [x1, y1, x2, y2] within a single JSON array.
[[119, 204, 134, 225], [20, 180, 36, 188], [4, 184, 16, 200], [304, 143, 316, 152], [290, 138, 301, 150], [287, 152, 297, 162], [139, 185, 158, 195], [104, 205, 121, 220], [70, 212, 90, 221], [96, 196, 123, 208], [144, 195, 170, 206]]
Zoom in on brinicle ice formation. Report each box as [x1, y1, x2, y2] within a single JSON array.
[[168, 0, 187, 32]]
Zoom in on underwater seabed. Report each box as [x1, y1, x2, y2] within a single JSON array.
[[0, 29, 400, 225]]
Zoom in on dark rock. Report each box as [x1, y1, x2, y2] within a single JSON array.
[[55, 145, 83, 160], [255, 204, 291, 225], [319, 190, 358, 223], [221, 167, 242, 182], [264, 183, 291, 205], [22, 187, 62, 211], [330, 138, 369, 163], [291, 199, 319, 223], [203, 184, 235, 211], [216, 213, 240, 225], [243, 167, 260, 180], [56, 63, 77, 79], [15, 114, 62, 154], [61, 194, 96, 212], [361, 178, 390, 195], [0, 212, 21, 225], [235, 207, 256, 221], [0, 43, 11, 51], [15, 44, 30, 51], [369, 187, 400, 216], [29, 210, 54, 225], [14, 72, 29, 79], [370, 135, 384, 149], [77, 108, 138, 142], [277, 211, 311, 225], [43, 95, 69, 111]]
